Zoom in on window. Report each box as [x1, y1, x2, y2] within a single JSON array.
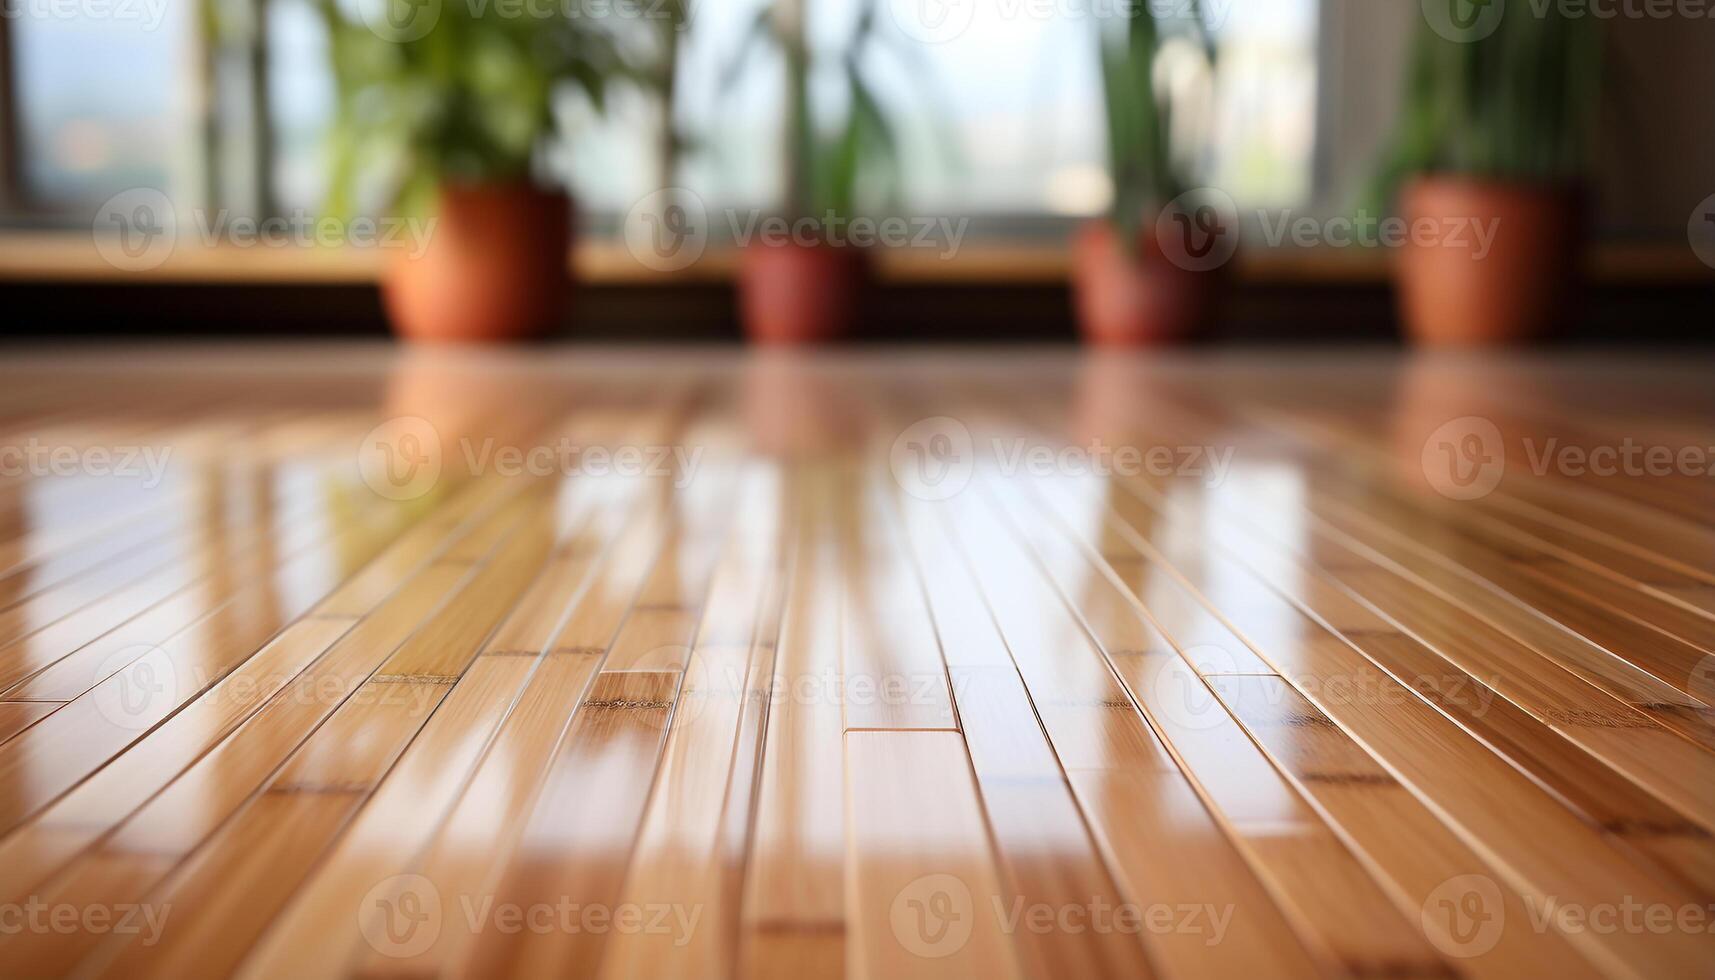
[[2, 0, 1323, 229]]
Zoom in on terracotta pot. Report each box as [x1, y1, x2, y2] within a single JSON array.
[[382, 182, 571, 343], [1071, 220, 1221, 346], [738, 242, 866, 345], [1396, 177, 1582, 347]]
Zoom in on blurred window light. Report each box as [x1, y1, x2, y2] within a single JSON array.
[[6, 0, 1320, 223], [12, 6, 195, 208]]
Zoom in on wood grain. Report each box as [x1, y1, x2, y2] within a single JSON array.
[[0, 347, 1707, 980]]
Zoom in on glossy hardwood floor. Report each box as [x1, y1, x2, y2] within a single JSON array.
[[0, 345, 1710, 980]]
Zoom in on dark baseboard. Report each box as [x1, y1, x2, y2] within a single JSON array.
[[2, 278, 1709, 345]]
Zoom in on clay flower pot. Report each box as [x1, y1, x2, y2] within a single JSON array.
[[1396, 177, 1582, 347], [382, 182, 572, 344], [1071, 220, 1222, 346], [738, 241, 867, 345]]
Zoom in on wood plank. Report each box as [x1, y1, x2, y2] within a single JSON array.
[[988, 482, 1451, 978], [0, 350, 1711, 979], [1101, 474, 1715, 977], [844, 731, 1023, 980], [741, 467, 848, 979]]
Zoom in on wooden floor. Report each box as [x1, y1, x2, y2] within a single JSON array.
[[0, 346, 1710, 980]]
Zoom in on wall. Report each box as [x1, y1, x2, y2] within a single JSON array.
[[1316, 0, 1715, 237]]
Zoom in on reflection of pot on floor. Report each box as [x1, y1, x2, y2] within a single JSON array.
[[737, 241, 868, 345], [742, 351, 858, 458], [1389, 354, 1560, 501], [1395, 177, 1583, 347], [1071, 220, 1225, 347], [383, 183, 572, 344]]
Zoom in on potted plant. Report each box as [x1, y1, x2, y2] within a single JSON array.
[[723, 0, 907, 344], [317, 0, 629, 342], [1374, 7, 1602, 346], [1076, 1, 1224, 346]]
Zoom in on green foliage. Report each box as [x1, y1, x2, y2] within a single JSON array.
[[1095, 0, 1215, 241], [722, 0, 917, 225], [1372, 4, 1603, 207], [317, 0, 636, 215]]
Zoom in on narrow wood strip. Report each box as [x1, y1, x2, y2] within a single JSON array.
[[0, 511, 408, 836], [935, 487, 1332, 979], [1101, 473, 1714, 977], [594, 472, 791, 980], [740, 466, 848, 979], [838, 477, 956, 731], [0, 482, 533, 903], [460, 670, 681, 979], [898, 489, 1160, 979], [988, 480, 1453, 978], [12, 492, 561, 975], [337, 484, 680, 979], [845, 731, 1023, 980]]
